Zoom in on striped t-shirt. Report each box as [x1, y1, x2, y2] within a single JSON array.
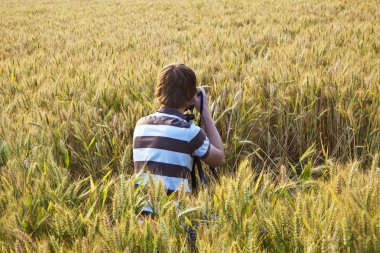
[[133, 106, 210, 194]]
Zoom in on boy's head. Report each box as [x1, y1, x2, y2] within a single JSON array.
[[155, 63, 197, 109]]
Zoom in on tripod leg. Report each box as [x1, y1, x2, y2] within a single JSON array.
[[191, 160, 197, 192]]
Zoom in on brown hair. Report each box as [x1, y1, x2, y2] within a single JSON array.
[[155, 63, 197, 108]]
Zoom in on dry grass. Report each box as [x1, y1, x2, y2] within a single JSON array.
[[0, 0, 379, 251]]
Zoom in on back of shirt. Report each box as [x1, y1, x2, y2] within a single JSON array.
[[133, 106, 210, 194]]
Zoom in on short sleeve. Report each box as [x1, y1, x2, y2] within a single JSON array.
[[189, 127, 211, 159]]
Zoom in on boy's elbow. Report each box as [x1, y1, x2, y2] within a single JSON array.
[[219, 153, 226, 166], [203, 146, 225, 167], [214, 153, 225, 167]]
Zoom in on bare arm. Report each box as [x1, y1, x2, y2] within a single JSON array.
[[193, 87, 225, 167]]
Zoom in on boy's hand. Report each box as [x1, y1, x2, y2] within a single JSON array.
[[193, 87, 210, 117]]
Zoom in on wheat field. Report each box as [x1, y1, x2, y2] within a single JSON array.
[[0, 0, 380, 252]]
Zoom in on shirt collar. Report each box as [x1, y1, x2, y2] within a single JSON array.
[[157, 106, 186, 120]]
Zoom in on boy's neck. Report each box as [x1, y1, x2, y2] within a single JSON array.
[[177, 107, 186, 113]]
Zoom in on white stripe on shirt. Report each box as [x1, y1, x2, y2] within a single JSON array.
[[133, 124, 190, 141], [133, 148, 192, 169], [188, 123, 203, 140]]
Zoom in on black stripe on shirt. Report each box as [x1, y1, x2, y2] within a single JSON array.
[[133, 136, 191, 154], [134, 161, 191, 178], [189, 129, 207, 153]]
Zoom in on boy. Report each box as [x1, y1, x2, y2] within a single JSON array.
[[132, 63, 225, 214]]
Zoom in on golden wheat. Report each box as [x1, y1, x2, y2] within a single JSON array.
[[0, 0, 379, 251]]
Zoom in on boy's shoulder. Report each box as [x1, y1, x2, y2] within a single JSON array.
[[136, 112, 193, 129]]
